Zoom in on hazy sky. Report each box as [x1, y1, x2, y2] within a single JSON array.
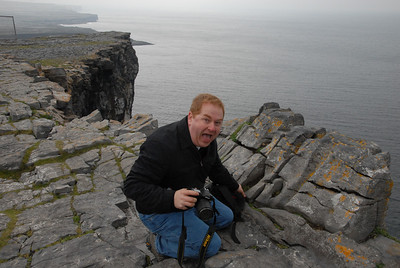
[[15, 0, 400, 15]]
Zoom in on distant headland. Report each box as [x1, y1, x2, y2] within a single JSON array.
[[0, 0, 152, 46]]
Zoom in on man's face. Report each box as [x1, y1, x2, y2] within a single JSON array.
[[188, 102, 224, 148]]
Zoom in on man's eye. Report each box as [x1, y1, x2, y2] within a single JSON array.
[[215, 121, 222, 126], [203, 118, 210, 123]]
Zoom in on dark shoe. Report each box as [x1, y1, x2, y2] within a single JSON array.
[[146, 233, 165, 262]]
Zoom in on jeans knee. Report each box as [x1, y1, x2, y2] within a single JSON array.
[[218, 209, 234, 229], [206, 234, 221, 258]]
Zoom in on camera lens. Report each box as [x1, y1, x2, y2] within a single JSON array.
[[197, 199, 214, 221]]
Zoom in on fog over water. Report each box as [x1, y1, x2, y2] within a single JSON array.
[[20, 0, 400, 15]]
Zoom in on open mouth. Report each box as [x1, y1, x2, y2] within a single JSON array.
[[202, 133, 213, 142]]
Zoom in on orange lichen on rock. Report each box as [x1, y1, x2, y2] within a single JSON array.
[[336, 244, 355, 261]]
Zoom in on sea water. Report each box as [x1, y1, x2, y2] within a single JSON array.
[[75, 10, 400, 238]]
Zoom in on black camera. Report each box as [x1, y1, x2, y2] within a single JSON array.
[[190, 188, 214, 221]]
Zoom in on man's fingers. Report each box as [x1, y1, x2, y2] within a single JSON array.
[[174, 189, 198, 210]]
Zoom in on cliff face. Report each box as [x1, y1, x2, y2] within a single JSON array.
[[0, 31, 138, 122], [67, 34, 138, 121]]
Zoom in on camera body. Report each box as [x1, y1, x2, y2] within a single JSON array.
[[190, 188, 214, 221]]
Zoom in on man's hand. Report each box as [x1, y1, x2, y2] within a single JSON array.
[[237, 184, 246, 198], [174, 189, 199, 210]]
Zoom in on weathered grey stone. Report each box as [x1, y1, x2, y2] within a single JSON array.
[[13, 119, 32, 131], [28, 140, 61, 165], [33, 75, 48, 83], [13, 198, 76, 253], [65, 155, 92, 174], [113, 131, 146, 148], [32, 118, 55, 139], [20, 162, 71, 186], [116, 113, 158, 136], [265, 146, 294, 174], [36, 90, 53, 108], [217, 137, 238, 160], [49, 177, 76, 195], [220, 116, 252, 137], [76, 174, 93, 193], [81, 109, 103, 123], [0, 179, 26, 194], [235, 123, 261, 149], [0, 213, 9, 235], [259, 132, 284, 157], [354, 151, 390, 176], [222, 146, 253, 177], [254, 178, 284, 206], [50, 118, 111, 149], [16, 134, 36, 143], [0, 94, 10, 105], [94, 159, 124, 187], [236, 153, 266, 187], [120, 156, 137, 176], [237, 108, 305, 150], [258, 102, 280, 113], [9, 102, 32, 121], [91, 119, 109, 130], [42, 67, 68, 89], [0, 240, 23, 262], [264, 154, 312, 208], [52, 90, 71, 109], [74, 188, 127, 232], [0, 135, 32, 170], [206, 248, 292, 268], [285, 182, 377, 242], [309, 153, 390, 200], [0, 123, 16, 134], [0, 189, 53, 210], [0, 115, 8, 124], [245, 180, 266, 201], [0, 256, 26, 268], [364, 235, 400, 268], [97, 145, 121, 165], [31, 233, 146, 267], [64, 134, 111, 154], [23, 96, 42, 110], [259, 207, 382, 267]]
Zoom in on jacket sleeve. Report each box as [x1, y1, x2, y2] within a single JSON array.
[[123, 138, 178, 214]]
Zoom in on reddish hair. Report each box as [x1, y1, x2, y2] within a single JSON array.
[[190, 93, 225, 117]]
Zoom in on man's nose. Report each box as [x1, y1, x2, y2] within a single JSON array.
[[208, 122, 216, 131]]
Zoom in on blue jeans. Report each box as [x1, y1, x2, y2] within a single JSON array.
[[139, 197, 233, 259]]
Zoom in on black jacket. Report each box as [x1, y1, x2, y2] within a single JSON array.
[[123, 116, 239, 214]]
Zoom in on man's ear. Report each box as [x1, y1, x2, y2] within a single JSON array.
[[188, 111, 193, 126]]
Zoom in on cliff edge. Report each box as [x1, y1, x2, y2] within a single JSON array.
[[0, 31, 138, 122]]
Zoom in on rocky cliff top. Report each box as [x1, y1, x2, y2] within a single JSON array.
[[0, 33, 399, 267], [0, 31, 138, 122], [0, 31, 130, 61]]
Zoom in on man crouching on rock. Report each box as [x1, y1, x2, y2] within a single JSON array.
[[123, 93, 246, 262]]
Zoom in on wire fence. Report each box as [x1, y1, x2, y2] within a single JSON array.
[[0, 15, 17, 38]]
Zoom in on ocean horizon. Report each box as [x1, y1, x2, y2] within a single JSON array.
[[73, 10, 400, 238]]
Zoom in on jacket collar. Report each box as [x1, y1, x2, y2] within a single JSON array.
[[177, 116, 195, 150], [177, 116, 215, 152]]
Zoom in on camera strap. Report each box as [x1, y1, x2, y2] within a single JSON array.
[[177, 211, 187, 267], [177, 199, 218, 268]]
